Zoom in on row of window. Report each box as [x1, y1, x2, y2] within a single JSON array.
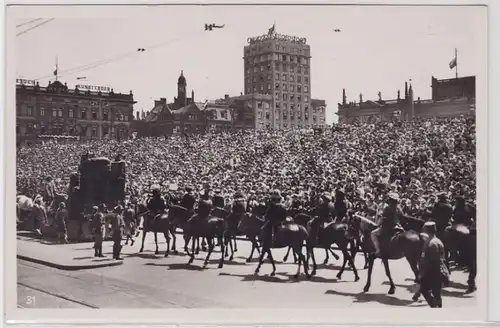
[[246, 83, 309, 95], [247, 73, 309, 85], [17, 106, 129, 121], [246, 62, 309, 75], [246, 44, 307, 55], [16, 123, 126, 137], [256, 111, 320, 122], [246, 54, 309, 65]]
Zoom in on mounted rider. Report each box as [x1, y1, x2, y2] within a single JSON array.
[[212, 188, 225, 209], [231, 191, 246, 219], [332, 188, 349, 222], [370, 192, 405, 257], [146, 186, 167, 218], [452, 195, 475, 228], [431, 192, 453, 235], [263, 189, 287, 245], [180, 185, 197, 214], [311, 191, 335, 245]]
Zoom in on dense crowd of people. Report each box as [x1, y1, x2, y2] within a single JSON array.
[[16, 115, 476, 219]]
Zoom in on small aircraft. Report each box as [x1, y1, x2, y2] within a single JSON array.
[[137, 48, 146, 52], [205, 23, 225, 31], [333, 29, 341, 32]]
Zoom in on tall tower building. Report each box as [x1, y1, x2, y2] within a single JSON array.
[[243, 25, 311, 130]]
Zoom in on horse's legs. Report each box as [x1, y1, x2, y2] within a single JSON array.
[[125, 236, 129, 245], [247, 237, 258, 262], [218, 234, 225, 269], [294, 246, 302, 280], [323, 248, 329, 265], [336, 248, 349, 280], [382, 258, 396, 294], [203, 237, 214, 267], [283, 246, 292, 262], [228, 235, 235, 261], [329, 247, 340, 261], [363, 254, 376, 292], [233, 237, 238, 252], [201, 237, 207, 252], [170, 226, 177, 253], [255, 245, 268, 275], [466, 253, 477, 293], [267, 249, 277, 276], [164, 232, 170, 257], [195, 237, 200, 255], [310, 248, 318, 276], [339, 247, 360, 281], [154, 233, 159, 255], [139, 230, 147, 252], [188, 236, 196, 264]]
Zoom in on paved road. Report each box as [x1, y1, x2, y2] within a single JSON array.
[[18, 234, 476, 309]]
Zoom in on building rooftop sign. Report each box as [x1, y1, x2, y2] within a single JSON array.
[[247, 24, 306, 45], [76, 84, 111, 93]]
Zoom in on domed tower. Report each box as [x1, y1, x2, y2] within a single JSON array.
[[177, 70, 187, 107]]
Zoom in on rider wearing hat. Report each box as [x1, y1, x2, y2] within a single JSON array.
[[263, 189, 287, 245], [180, 185, 196, 213], [147, 186, 167, 216], [332, 188, 349, 222], [232, 191, 247, 216], [111, 205, 125, 260], [212, 188, 225, 209], [312, 191, 335, 245], [431, 192, 453, 234], [91, 205, 106, 257], [452, 195, 475, 227], [370, 192, 404, 257]]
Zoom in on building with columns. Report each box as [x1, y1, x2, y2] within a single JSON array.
[[16, 78, 136, 144]]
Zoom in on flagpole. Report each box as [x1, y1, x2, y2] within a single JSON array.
[[55, 56, 59, 81], [455, 48, 458, 79]]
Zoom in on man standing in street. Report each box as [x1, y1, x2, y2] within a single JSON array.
[[419, 221, 449, 308], [91, 205, 106, 257], [111, 205, 125, 260]]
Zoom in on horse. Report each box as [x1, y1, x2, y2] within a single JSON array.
[[348, 213, 424, 295], [182, 212, 226, 268], [304, 216, 360, 281], [282, 212, 341, 264], [238, 214, 310, 280], [223, 211, 263, 262]]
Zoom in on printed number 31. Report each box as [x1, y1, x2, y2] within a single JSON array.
[[26, 296, 35, 305]]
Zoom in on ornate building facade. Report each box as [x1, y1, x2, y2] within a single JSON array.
[[336, 76, 475, 124], [16, 79, 136, 143]]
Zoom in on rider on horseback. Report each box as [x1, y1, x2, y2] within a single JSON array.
[[332, 188, 349, 222], [180, 185, 196, 214], [147, 187, 167, 219], [370, 192, 404, 257], [263, 189, 287, 245], [232, 191, 247, 218], [452, 195, 475, 227], [431, 192, 453, 235], [212, 188, 225, 209], [312, 191, 334, 245]]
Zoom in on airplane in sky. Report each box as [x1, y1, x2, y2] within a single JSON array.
[[205, 23, 225, 31]]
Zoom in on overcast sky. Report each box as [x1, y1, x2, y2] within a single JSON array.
[[14, 5, 485, 123]]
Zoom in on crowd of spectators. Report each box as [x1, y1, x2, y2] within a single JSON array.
[[16, 115, 476, 219]]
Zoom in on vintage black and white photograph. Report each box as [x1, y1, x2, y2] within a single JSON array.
[[7, 3, 487, 318]]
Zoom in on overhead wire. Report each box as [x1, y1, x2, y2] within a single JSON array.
[[35, 30, 206, 81], [17, 18, 55, 37], [16, 18, 43, 28]]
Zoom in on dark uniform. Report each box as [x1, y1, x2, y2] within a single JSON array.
[[147, 191, 167, 214], [453, 197, 475, 226], [332, 190, 348, 222], [431, 194, 453, 232], [91, 206, 106, 257], [263, 190, 287, 245], [55, 202, 69, 243], [111, 206, 125, 260], [312, 193, 334, 244], [213, 190, 225, 209], [180, 187, 196, 213], [371, 193, 403, 256]]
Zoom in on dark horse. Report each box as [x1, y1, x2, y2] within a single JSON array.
[[182, 212, 226, 268], [224, 211, 263, 262], [348, 213, 424, 295], [283, 213, 340, 264], [304, 216, 360, 281], [238, 214, 310, 280]]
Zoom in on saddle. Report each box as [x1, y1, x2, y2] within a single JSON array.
[[378, 223, 406, 259]]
